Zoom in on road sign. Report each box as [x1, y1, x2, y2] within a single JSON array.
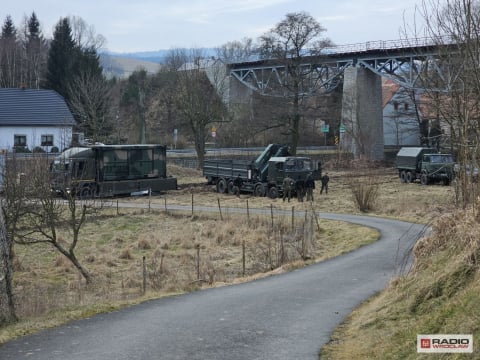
[[339, 125, 345, 133], [322, 125, 330, 133]]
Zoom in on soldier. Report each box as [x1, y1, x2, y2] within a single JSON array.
[[233, 174, 242, 196], [296, 178, 305, 202], [320, 173, 329, 194], [305, 174, 315, 201], [282, 175, 294, 202]]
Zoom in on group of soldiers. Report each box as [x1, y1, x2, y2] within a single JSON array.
[[282, 173, 329, 203]]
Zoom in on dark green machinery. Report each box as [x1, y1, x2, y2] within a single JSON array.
[[51, 144, 177, 197], [396, 147, 454, 185], [203, 144, 320, 198]]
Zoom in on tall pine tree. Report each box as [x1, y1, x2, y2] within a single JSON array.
[[0, 15, 20, 87], [25, 12, 47, 88], [45, 17, 77, 101]]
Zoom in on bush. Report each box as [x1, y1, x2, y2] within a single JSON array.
[[349, 179, 380, 212]]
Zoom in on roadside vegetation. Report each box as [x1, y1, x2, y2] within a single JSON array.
[[0, 162, 456, 346], [322, 208, 480, 359]]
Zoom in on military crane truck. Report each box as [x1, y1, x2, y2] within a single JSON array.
[[396, 147, 454, 185], [203, 144, 321, 198], [51, 144, 177, 198]]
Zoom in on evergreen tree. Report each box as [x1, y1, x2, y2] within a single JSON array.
[[25, 12, 47, 88], [45, 17, 77, 100], [0, 15, 20, 87], [1, 15, 16, 38]]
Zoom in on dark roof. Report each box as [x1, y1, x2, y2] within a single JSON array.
[[0, 88, 75, 126]]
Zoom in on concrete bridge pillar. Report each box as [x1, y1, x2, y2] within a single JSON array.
[[341, 66, 384, 161]]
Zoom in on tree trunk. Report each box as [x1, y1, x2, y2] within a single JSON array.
[[0, 218, 17, 324], [55, 243, 92, 284]]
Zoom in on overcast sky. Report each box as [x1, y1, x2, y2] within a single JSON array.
[[3, 0, 427, 53]]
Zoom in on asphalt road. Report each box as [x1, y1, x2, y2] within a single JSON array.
[[0, 209, 427, 360]]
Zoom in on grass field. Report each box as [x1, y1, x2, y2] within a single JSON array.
[[0, 163, 465, 354]]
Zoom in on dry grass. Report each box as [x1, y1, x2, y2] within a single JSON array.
[[0, 164, 459, 346], [321, 209, 480, 359]]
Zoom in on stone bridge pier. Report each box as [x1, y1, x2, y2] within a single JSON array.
[[340, 66, 384, 161]]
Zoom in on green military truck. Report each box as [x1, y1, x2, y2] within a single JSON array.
[[203, 144, 320, 198], [51, 144, 177, 198], [395, 147, 454, 185]]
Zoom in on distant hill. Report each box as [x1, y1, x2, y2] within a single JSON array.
[[100, 48, 218, 78], [100, 53, 162, 79]]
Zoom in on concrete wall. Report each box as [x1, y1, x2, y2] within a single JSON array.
[[341, 66, 384, 161]]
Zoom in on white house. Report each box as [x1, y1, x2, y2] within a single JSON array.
[[0, 88, 76, 153], [382, 79, 420, 146]]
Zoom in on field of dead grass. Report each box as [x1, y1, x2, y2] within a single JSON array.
[[0, 163, 456, 345]]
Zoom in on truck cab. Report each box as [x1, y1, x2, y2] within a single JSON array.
[[266, 156, 315, 198]]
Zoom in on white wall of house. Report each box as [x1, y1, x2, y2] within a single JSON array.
[[0, 126, 72, 152], [383, 90, 420, 146]]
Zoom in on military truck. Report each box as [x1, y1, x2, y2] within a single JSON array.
[[396, 147, 454, 185], [203, 144, 320, 198], [51, 144, 177, 198]]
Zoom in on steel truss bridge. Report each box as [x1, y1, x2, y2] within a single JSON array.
[[228, 37, 459, 96]]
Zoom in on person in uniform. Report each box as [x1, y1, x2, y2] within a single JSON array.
[[305, 174, 315, 201], [320, 173, 329, 194], [282, 175, 294, 202]]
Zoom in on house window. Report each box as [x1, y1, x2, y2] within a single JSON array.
[[41, 134, 54, 146], [14, 135, 27, 147], [393, 102, 399, 111], [404, 103, 409, 111]]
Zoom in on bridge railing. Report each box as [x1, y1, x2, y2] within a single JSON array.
[[325, 36, 454, 54]]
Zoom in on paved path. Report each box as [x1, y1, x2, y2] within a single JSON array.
[[0, 207, 427, 360]]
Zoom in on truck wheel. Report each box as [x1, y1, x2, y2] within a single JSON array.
[[400, 171, 407, 183], [254, 183, 265, 197], [268, 187, 278, 199], [420, 173, 429, 185], [227, 180, 235, 194], [216, 178, 227, 193], [406, 171, 413, 183], [443, 178, 450, 186]]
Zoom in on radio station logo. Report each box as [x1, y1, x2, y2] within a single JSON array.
[[417, 334, 473, 353]]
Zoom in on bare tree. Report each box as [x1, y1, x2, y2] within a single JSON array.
[[412, 0, 480, 208], [68, 15, 106, 51], [258, 12, 334, 154], [4, 156, 92, 284], [216, 38, 255, 63], [68, 70, 113, 144], [173, 48, 228, 168]]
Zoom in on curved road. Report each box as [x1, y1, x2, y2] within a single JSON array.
[[0, 209, 427, 360]]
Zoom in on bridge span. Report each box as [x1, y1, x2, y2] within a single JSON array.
[[224, 37, 456, 161]]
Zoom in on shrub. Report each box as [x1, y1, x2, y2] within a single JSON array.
[[349, 179, 380, 212]]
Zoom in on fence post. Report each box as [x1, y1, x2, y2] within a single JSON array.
[[191, 193, 194, 216], [242, 240, 246, 276], [116, 199, 119, 215], [246, 199, 250, 225], [291, 206, 295, 230], [270, 204, 274, 228], [217, 198, 223, 221], [142, 256, 147, 294], [196, 244, 201, 280]]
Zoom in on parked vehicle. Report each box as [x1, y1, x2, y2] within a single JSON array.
[[50, 144, 177, 198], [203, 144, 321, 198], [396, 147, 454, 185]]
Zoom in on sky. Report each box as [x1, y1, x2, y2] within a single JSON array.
[[3, 0, 427, 53]]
